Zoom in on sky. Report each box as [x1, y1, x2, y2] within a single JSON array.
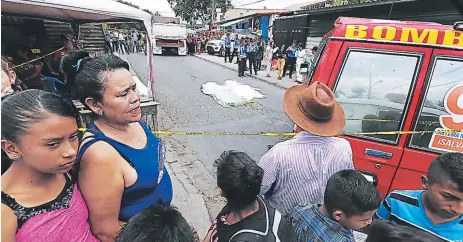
[[124, 0, 322, 17]]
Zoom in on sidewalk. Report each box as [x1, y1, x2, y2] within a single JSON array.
[[195, 54, 298, 90], [165, 142, 212, 238]]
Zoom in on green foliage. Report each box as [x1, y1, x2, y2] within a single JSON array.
[[350, 87, 366, 98], [167, 0, 233, 23], [143, 9, 154, 15], [115, 0, 140, 9], [115, 0, 159, 16]]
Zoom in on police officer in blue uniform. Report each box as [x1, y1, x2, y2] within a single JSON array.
[[224, 33, 232, 63], [283, 40, 298, 79], [237, 39, 247, 77], [247, 38, 258, 75]]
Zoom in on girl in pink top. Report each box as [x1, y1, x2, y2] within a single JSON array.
[[1, 90, 98, 242]]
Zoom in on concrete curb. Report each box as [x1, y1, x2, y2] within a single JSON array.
[[194, 55, 290, 90], [164, 145, 212, 238]]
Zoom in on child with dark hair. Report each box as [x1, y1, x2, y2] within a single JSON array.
[[1, 90, 98, 242], [289, 170, 381, 242], [375, 152, 463, 241], [116, 204, 197, 242], [203, 151, 297, 242], [367, 220, 445, 242]]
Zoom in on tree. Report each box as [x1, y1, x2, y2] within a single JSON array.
[[335, 90, 347, 98], [115, 0, 157, 15], [154, 11, 162, 16], [350, 87, 366, 98], [167, 0, 232, 23], [115, 0, 140, 9], [143, 9, 154, 15]]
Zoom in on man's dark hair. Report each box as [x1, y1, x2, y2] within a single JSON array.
[[427, 152, 463, 192], [366, 220, 445, 242], [312, 46, 318, 51], [324, 170, 381, 216], [116, 205, 195, 242], [216, 150, 264, 210]]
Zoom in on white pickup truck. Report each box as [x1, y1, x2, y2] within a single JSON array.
[[151, 23, 187, 56]]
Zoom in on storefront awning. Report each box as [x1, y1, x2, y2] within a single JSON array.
[[220, 17, 251, 27]]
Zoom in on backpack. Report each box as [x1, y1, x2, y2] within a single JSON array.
[[228, 197, 293, 242]]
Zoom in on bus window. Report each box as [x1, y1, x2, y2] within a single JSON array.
[[409, 57, 463, 152], [333, 49, 421, 144]]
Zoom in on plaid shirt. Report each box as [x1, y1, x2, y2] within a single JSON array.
[[289, 204, 355, 242]]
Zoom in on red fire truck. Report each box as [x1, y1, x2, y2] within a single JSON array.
[[300, 17, 463, 198]]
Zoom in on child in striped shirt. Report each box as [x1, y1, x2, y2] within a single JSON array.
[[375, 152, 463, 242]]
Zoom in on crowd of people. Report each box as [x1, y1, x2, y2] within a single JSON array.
[[0, 27, 145, 97], [2, 46, 462, 241], [0, 33, 77, 94], [186, 31, 224, 55], [186, 31, 319, 84], [234, 37, 318, 83], [105, 29, 146, 55]]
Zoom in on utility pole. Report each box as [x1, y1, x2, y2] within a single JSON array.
[[212, 0, 216, 30], [368, 62, 374, 99]]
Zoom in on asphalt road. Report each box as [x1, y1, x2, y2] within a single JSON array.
[[128, 53, 292, 170], [127, 53, 292, 217]]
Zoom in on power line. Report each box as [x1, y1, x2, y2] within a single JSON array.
[[235, 0, 266, 7], [430, 79, 463, 88], [231, 0, 257, 4]]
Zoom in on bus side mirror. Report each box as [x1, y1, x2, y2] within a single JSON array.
[[454, 21, 463, 31]]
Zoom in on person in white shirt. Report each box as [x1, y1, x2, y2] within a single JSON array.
[[118, 33, 126, 54], [264, 41, 274, 78], [131, 30, 139, 53], [296, 43, 311, 83]]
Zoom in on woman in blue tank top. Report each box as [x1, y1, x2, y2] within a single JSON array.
[[61, 51, 173, 241]]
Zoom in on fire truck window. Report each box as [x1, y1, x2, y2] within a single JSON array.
[[409, 57, 463, 152], [334, 50, 420, 144]]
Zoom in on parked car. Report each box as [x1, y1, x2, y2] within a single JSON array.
[[207, 33, 256, 56]]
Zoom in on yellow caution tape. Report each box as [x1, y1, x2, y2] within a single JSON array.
[[346, 118, 440, 125], [77, 128, 462, 136], [13, 47, 64, 69]]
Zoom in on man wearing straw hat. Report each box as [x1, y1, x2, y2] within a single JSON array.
[[259, 81, 354, 215]]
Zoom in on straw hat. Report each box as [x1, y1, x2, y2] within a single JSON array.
[[284, 81, 345, 136]]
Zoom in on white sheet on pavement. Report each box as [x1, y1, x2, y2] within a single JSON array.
[[201, 80, 265, 107]]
